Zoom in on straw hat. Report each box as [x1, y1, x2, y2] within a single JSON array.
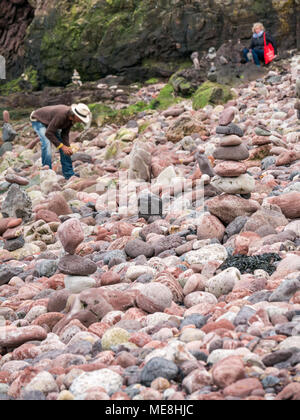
[[71, 103, 91, 125]]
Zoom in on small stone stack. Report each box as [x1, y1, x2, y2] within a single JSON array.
[[72, 69, 83, 87], [211, 107, 254, 196], [57, 218, 97, 293]]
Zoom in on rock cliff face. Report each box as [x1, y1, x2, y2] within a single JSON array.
[[0, 0, 34, 78], [1, 0, 300, 85]]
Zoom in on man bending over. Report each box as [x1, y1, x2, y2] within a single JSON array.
[[30, 103, 91, 179]]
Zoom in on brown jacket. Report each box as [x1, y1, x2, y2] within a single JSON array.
[[31, 105, 73, 147]]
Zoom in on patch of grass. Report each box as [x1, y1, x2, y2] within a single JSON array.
[[0, 67, 39, 96], [89, 101, 150, 126], [150, 84, 184, 110], [145, 78, 159, 85], [192, 81, 233, 110]]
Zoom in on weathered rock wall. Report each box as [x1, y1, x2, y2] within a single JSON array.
[[2, 0, 300, 85], [0, 0, 34, 78]]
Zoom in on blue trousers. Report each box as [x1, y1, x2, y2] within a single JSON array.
[[32, 121, 75, 180], [243, 47, 265, 66]]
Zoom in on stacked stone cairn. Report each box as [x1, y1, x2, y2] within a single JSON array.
[[211, 107, 254, 198], [72, 69, 83, 87], [57, 218, 98, 293]]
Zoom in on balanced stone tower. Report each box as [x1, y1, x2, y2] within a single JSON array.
[[211, 107, 254, 198]]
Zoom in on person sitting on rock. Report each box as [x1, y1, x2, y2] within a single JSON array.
[[30, 103, 91, 180], [242, 22, 277, 67]]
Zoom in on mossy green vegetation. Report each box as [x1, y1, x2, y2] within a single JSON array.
[[149, 84, 184, 110], [35, 0, 145, 84], [89, 103, 118, 126], [89, 83, 184, 125], [89, 101, 151, 126], [0, 67, 39, 96], [192, 81, 233, 110], [145, 78, 160, 85], [169, 73, 195, 97]]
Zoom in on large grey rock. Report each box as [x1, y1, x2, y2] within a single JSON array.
[[4, 236, 25, 252], [225, 216, 248, 238], [296, 78, 300, 98], [24, 371, 58, 394], [206, 267, 241, 298], [136, 283, 173, 313], [0, 143, 13, 157], [233, 306, 256, 326], [2, 123, 17, 142], [216, 123, 244, 137], [0, 266, 23, 286], [269, 278, 300, 302], [64, 276, 96, 294], [213, 144, 249, 161], [242, 205, 288, 233], [128, 141, 152, 182], [71, 153, 93, 163], [35, 260, 58, 278], [1, 184, 32, 223], [125, 239, 154, 259], [141, 357, 179, 386], [196, 152, 215, 177], [100, 250, 127, 266], [262, 349, 294, 367], [261, 157, 276, 170], [70, 369, 123, 397], [211, 173, 255, 195], [180, 314, 208, 329], [153, 234, 184, 256], [58, 255, 97, 276]]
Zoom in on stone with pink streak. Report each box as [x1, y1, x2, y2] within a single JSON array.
[[57, 218, 85, 255]]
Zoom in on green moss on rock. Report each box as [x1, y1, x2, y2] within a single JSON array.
[[192, 81, 233, 110], [169, 73, 194, 97], [89, 103, 118, 126], [145, 78, 159, 85], [89, 101, 150, 127], [150, 84, 184, 110], [0, 67, 39, 96]]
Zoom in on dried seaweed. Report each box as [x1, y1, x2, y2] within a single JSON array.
[[219, 253, 282, 275]]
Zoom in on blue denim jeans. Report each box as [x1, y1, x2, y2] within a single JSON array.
[[243, 47, 264, 66], [32, 121, 75, 180]]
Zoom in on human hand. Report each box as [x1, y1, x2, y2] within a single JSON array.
[[62, 145, 73, 156]]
